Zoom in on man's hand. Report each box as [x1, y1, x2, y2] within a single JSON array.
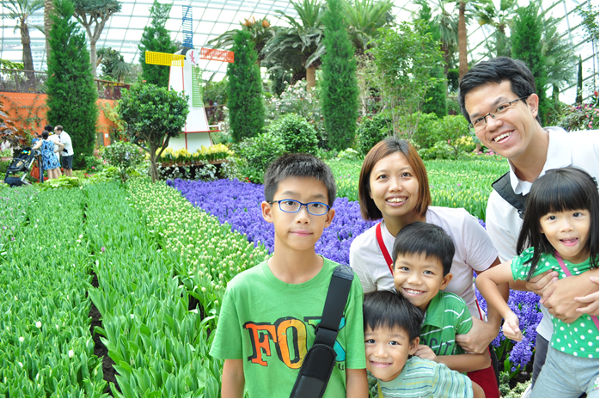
[[456, 317, 499, 354], [524, 270, 558, 296], [574, 275, 599, 316], [542, 271, 597, 323]]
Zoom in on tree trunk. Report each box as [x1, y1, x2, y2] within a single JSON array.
[[20, 20, 36, 87], [149, 147, 158, 182], [306, 65, 316, 90], [44, 0, 54, 69], [458, 1, 468, 80]]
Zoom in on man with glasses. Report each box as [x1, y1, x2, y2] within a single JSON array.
[[458, 57, 600, 390]]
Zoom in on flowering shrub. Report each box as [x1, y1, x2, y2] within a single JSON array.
[[158, 144, 234, 164], [559, 102, 600, 131], [264, 80, 325, 143]]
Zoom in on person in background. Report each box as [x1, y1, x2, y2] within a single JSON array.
[[32, 130, 63, 179], [54, 125, 73, 176]]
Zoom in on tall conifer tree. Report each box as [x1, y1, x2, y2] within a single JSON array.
[[138, 0, 177, 87], [511, 3, 548, 125], [227, 29, 264, 142], [46, 0, 97, 167], [321, 0, 358, 150]]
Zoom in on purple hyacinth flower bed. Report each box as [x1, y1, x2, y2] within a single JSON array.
[[167, 178, 376, 265], [168, 178, 540, 368]]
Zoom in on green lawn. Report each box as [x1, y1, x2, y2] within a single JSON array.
[[326, 155, 508, 220]]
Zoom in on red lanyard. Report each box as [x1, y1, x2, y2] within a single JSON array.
[[555, 252, 599, 329], [376, 222, 394, 276]]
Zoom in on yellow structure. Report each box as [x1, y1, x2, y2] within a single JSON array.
[[144, 51, 185, 67]]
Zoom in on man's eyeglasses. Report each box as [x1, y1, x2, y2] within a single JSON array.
[[268, 199, 330, 216], [471, 96, 529, 131]]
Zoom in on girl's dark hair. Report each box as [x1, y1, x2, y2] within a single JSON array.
[[517, 167, 599, 279], [392, 222, 455, 275], [42, 130, 50, 140], [358, 138, 431, 220], [363, 290, 423, 341]]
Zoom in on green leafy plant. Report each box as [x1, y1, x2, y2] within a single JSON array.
[[233, 132, 285, 182], [356, 113, 392, 155], [117, 82, 189, 182], [269, 113, 318, 154], [102, 141, 146, 182]]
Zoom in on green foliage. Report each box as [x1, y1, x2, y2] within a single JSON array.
[[102, 141, 146, 182], [269, 113, 318, 154], [138, 0, 177, 87], [264, 80, 325, 144], [418, 140, 455, 160], [407, 112, 441, 149], [227, 30, 265, 142], [511, 3, 548, 125], [233, 132, 285, 182], [326, 156, 508, 219], [46, 0, 98, 169], [369, 21, 445, 138], [117, 82, 189, 181], [417, 1, 447, 117], [576, 56, 583, 104], [356, 113, 392, 155], [97, 47, 130, 82], [321, 0, 359, 151]]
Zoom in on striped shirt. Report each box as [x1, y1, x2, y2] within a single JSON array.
[[420, 291, 473, 356], [378, 356, 473, 397]]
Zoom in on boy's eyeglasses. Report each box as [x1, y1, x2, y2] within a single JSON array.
[[268, 199, 330, 216], [471, 95, 529, 131]]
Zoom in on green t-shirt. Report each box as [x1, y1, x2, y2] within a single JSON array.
[[420, 291, 473, 356], [209, 257, 366, 397], [511, 247, 599, 359]]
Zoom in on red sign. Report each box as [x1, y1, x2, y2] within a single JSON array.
[[200, 48, 234, 63]]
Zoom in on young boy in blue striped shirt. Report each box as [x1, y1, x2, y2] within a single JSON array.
[[364, 290, 484, 397]]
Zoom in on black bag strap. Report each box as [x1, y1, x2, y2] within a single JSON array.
[[290, 265, 354, 398], [491, 172, 528, 219]]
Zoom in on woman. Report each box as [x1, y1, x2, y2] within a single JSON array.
[[32, 130, 63, 180], [349, 137, 502, 397]]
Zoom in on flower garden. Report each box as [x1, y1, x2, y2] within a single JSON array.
[[0, 155, 542, 397]]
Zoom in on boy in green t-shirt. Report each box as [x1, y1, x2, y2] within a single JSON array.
[[391, 223, 492, 379], [210, 153, 368, 398]]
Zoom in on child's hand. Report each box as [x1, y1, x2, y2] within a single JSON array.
[[501, 313, 522, 342], [413, 344, 437, 362]]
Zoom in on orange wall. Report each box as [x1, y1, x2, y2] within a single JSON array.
[[0, 92, 116, 146]]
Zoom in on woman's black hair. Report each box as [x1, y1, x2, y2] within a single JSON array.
[[517, 167, 599, 280], [363, 290, 423, 341], [42, 130, 49, 140]]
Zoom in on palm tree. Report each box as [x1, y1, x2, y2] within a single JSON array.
[[4, 0, 44, 82], [341, 0, 394, 55], [424, 0, 457, 74], [477, 0, 517, 57], [44, 0, 54, 67], [207, 17, 273, 65], [262, 0, 325, 90]]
